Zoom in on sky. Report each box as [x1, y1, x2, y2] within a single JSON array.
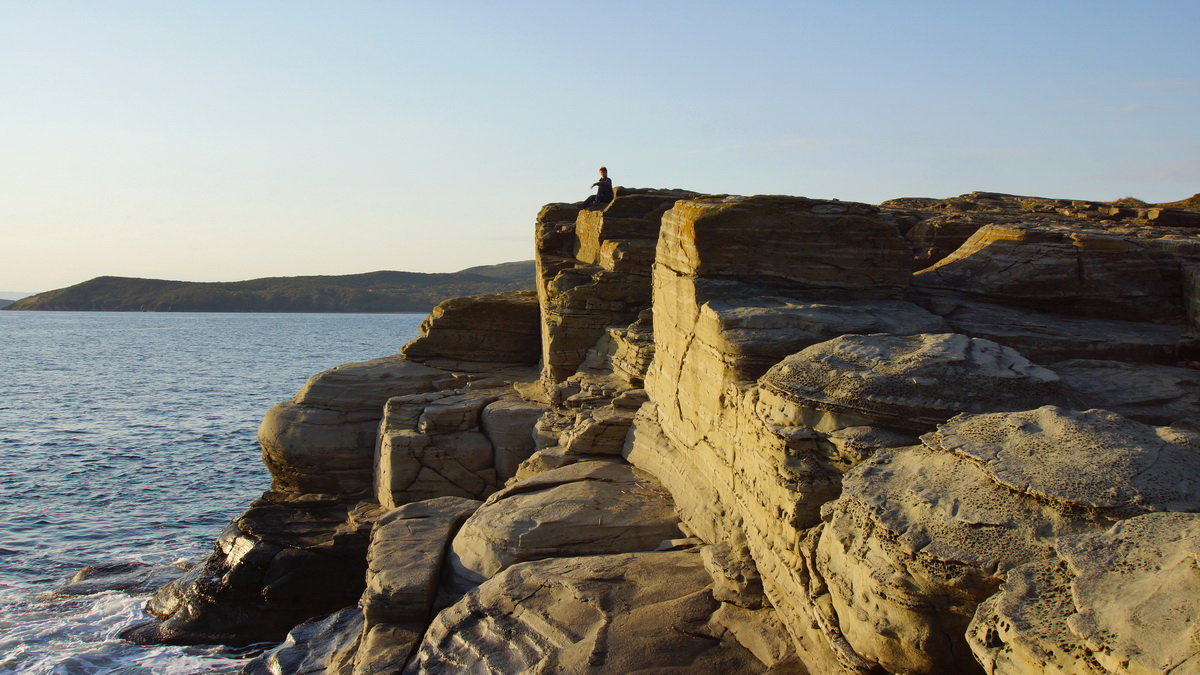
[[2, 1, 1198, 293]]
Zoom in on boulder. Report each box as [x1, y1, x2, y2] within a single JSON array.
[[407, 551, 766, 673], [242, 607, 361, 675], [479, 398, 547, 481], [51, 561, 188, 597], [447, 460, 683, 586], [375, 388, 512, 507]]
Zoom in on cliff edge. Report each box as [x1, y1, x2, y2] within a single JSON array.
[[128, 187, 1200, 673]]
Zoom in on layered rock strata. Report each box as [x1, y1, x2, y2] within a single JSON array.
[[138, 188, 1200, 673]]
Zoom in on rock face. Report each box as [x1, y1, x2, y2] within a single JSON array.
[[535, 190, 695, 385], [968, 512, 1200, 674], [818, 407, 1200, 673], [141, 187, 1200, 673], [401, 290, 541, 371], [447, 460, 683, 586], [260, 357, 447, 496], [408, 551, 766, 674], [128, 495, 379, 645], [913, 224, 1180, 322]]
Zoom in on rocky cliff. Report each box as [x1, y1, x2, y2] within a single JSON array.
[[129, 187, 1200, 673]]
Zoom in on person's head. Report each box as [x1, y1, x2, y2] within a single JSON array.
[[599, 166, 608, 176]]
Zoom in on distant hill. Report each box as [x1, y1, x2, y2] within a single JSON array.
[[0, 299, 13, 309], [6, 261, 536, 313]]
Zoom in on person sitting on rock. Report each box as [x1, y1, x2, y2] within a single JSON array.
[[582, 166, 613, 209]]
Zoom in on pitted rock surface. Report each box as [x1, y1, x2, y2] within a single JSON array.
[[925, 406, 1200, 517], [761, 333, 1063, 432], [819, 407, 1200, 674], [968, 513, 1200, 675]]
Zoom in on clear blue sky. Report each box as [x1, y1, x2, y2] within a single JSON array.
[[3, 1, 1197, 292]]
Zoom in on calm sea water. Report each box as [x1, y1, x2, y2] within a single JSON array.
[[0, 311, 424, 673]]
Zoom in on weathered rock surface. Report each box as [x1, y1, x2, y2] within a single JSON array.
[[353, 496, 481, 674], [818, 407, 1200, 673], [407, 551, 767, 673], [243, 607, 362, 675], [260, 357, 446, 496], [128, 495, 379, 645], [447, 461, 682, 586], [759, 333, 1064, 433], [401, 290, 541, 372], [913, 224, 1183, 322], [969, 512, 1200, 675], [146, 188, 1200, 673]]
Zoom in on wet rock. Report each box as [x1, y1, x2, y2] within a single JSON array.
[[127, 495, 379, 646], [242, 607, 361, 675], [52, 561, 190, 597]]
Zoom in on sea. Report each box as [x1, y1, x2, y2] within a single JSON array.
[[0, 311, 425, 674]]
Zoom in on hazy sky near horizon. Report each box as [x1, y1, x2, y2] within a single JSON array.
[[3, 1, 1198, 292]]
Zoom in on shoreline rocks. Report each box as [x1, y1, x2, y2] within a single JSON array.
[[133, 188, 1200, 673]]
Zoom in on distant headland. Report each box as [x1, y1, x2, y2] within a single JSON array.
[[4, 261, 534, 313]]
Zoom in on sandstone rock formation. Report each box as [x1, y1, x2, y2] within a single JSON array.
[[401, 290, 541, 372], [135, 187, 1200, 673], [447, 460, 682, 586], [408, 551, 767, 674], [968, 512, 1200, 674]]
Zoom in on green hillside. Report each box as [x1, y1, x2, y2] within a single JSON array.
[[6, 262, 535, 313]]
